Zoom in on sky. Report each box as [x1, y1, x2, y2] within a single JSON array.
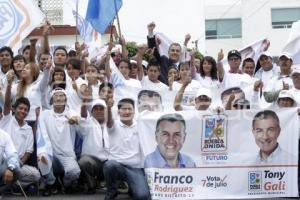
[[63, 0, 207, 52]]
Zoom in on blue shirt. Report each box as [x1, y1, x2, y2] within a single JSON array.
[[144, 147, 196, 168]]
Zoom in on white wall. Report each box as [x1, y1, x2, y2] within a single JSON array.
[[205, 0, 300, 57]]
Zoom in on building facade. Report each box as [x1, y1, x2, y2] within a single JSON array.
[[205, 0, 300, 57]]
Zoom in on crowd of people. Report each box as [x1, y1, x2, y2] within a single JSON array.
[[0, 21, 299, 200]]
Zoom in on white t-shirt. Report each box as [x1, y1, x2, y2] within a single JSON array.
[[11, 69, 50, 121], [65, 76, 87, 114], [264, 75, 293, 92], [0, 113, 33, 159], [196, 75, 220, 90], [110, 72, 142, 103], [78, 115, 109, 161], [141, 76, 168, 92], [108, 120, 142, 168], [222, 71, 252, 90], [261, 70, 275, 91], [38, 108, 77, 158], [172, 80, 200, 107]]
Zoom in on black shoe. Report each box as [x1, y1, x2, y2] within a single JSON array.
[[104, 192, 118, 200], [42, 184, 57, 197], [42, 185, 52, 197]]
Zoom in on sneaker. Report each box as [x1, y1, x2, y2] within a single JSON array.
[[10, 185, 23, 196], [117, 181, 128, 194]]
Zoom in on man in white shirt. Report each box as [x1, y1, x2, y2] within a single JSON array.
[[1, 71, 40, 188], [0, 46, 13, 108], [254, 51, 279, 89], [263, 53, 293, 103], [106, 58, 142, 102], [104, 98, 150, 200], [78, 97, 110, 194], [37, 88, 81, 196], [0, 129, 20, 195], [65, 58, 87, 114], [218, 50, 252, 90], [290, 68, 300, 105], [141, 61, 168, 92]]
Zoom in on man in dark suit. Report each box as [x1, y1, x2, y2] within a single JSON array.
[[147, 22, 182, 85]]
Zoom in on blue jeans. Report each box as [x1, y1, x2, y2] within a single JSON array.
[[103, 160, 150, 200]]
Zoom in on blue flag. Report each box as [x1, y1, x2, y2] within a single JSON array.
[[85, 0, 123, 34], [72, 10, 94, 42]]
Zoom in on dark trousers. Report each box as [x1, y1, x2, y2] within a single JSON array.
[[78, 155, 105, 190]]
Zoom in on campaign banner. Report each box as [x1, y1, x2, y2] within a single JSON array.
[[0, 0, 44, 53], [138, 109, 299, 199]]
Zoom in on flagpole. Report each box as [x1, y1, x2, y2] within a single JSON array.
[[114, 0, 122, 40], [75, 0, 79, 42]]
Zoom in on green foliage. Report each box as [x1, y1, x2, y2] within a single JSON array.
[[186, 48, 203, 60], [125, 42, 203, 61], [125, 42, 137, 58]]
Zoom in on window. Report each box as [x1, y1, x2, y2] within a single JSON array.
[[205, 18, 242, 40], [36, 0, 63, 25], [271, 8, 300, 29]]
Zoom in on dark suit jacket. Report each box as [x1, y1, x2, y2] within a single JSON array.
[[147, 36, 176, 85]]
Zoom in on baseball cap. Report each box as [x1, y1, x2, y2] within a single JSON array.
[[277, 90, 295, 102], [50, 88, 67, 98], [233, 98, 250, 109], [279, 52, 292, 60], [259, 51, 272, 59], [196, 88, 212, 99], [142, 60, 148, 68], [91, 99, 107, 109], [227, 50, 241, 59], [130, 60, 137, 65]]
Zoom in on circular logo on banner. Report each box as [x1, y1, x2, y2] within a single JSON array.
[[0, 1, 21, 39]]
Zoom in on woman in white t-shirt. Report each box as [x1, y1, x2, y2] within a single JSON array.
[[12, 62, 50, 122], [196, 56, 221, 90]]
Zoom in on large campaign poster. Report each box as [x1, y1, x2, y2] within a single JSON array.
[[138, 108, 299, 199]]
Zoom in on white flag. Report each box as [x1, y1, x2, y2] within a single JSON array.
[[282, 20, 300, 65], [0, 0, 44, 53]]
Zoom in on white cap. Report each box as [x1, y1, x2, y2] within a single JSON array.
[[142, 60, 148, 68], [279, 52, 292, 60], [50, 88, 67, 98], [277, 90, 295, 101], [196, 88, 212, 99], [130, 60, 137, 65], [259, 51, 272, 59], [91, 99, 107, 109]]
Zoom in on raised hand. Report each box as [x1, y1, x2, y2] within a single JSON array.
[[217, 49, 224, 62]]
